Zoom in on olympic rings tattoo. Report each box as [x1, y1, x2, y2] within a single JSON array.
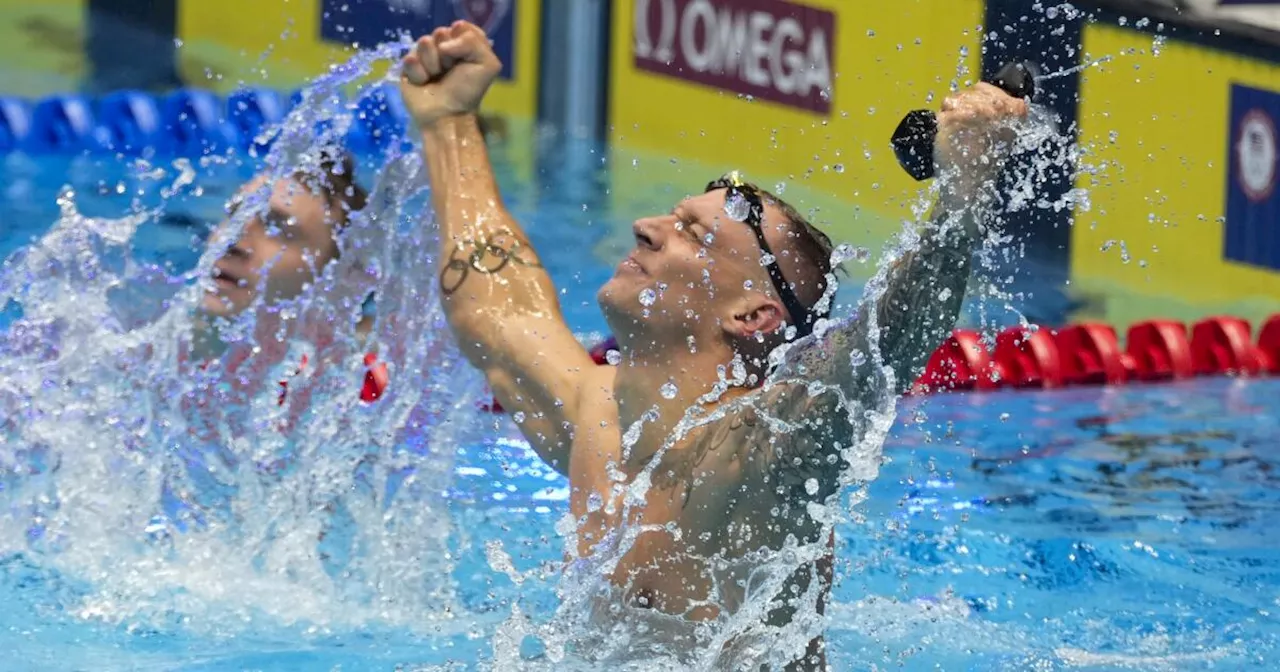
[[440, 236, 543, 295]]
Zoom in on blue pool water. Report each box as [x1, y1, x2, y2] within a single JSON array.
[[2, 140, 1279, 671]]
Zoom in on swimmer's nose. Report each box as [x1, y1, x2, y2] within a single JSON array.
[[225, 242, 251, 259], [633, 219, 662, 251]]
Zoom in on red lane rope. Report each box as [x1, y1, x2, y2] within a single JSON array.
[[913, 314, 1280, 395], [484, 314, 1280, 412]]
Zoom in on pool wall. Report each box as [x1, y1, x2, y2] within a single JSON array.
[[0, 1, 540, 126], [1071, 14, 1280, 330], [605, 0, 1280, 330], [1, 0, 1278, 329]]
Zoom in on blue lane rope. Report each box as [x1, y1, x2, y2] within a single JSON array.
[[0, 85, 411, 157]]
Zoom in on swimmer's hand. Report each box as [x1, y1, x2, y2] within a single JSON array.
[[400, 21, 502, 128], [933, 82, 1029, 200]]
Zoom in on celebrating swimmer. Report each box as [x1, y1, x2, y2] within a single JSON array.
[[160, 150, 375, 536], [193, 148, 370, 364], [400, 20, 1028, 669]]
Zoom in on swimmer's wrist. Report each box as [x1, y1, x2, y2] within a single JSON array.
[[417, 112, 481, 136]]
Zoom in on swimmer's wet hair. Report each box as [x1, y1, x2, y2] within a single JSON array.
[[737, 180, 839, 313], [294, 148, 368, 230]]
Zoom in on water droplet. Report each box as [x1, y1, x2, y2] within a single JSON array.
[[639, 288, 657, 306], [1108, 130, 1119, 144], [512, 411, 526, 423], [605, 349, 622, 365], [703, 232, 715, 246], [743, 279, 754, 290], [999, 412, 1010, 422], [759, 253, 776, 266], [938, 287, 952, 301], [805, 478, 820, 495], [775, 181, 786, 194], [724, 191, 752, 222], [660, 381, 678, 399], [851, 350, 867, 367], [173, 38, 184, 48], [833, 163, 846, 174]]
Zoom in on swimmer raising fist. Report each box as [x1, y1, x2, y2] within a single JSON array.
[[399, 18, 1041, 668], [399, 21, 502, 129], [934, 82, 1031, 202]]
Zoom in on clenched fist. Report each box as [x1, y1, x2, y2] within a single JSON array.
[[400, 20, 502, 130], [933, 82, 1029, 196]]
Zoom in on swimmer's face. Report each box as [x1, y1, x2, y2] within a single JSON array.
[[201, 176, 343, 318], [598, 188, 791, 347]]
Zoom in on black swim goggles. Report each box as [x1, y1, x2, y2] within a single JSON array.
[[704, 171, 830, 340]]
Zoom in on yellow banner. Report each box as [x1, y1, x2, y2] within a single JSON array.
[[0, 0, 87, 98], [1072, 23, 1280, 329], [176, 0, 540, 121], [604, 0, 985, 270]]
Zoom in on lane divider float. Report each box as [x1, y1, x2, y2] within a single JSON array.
[[485, 314, 1280, 413], [0, 86, 407, 156]]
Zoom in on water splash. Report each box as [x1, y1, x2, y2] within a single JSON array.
[[1, 10, 1121, 669], [475, 25, 1097, 671], [0, 38, 489, 636]]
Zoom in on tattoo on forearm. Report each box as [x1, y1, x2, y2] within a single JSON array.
[[439, 235, 543, 296]]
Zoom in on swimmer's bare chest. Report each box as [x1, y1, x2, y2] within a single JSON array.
[[567, 397, 781, 618]]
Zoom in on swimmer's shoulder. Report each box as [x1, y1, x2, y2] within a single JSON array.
[[710, 382, 852, 498]]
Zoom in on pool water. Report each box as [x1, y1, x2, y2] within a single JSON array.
[[2, 134, 1279, 671]]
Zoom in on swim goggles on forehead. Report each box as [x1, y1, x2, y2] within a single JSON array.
[[704, 172, 826, 339]]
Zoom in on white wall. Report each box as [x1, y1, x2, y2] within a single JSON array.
[[1180, 0, 1280, 32]]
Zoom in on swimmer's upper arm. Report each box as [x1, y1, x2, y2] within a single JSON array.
[[764, 198, 984, 414], [460, 314, 598, 474]]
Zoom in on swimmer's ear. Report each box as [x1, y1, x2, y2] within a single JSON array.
[[724, 295, 784, 341]]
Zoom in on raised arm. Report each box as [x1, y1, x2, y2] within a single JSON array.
[[772, 82, 1029, 409], [401, 22, 596, 472]]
